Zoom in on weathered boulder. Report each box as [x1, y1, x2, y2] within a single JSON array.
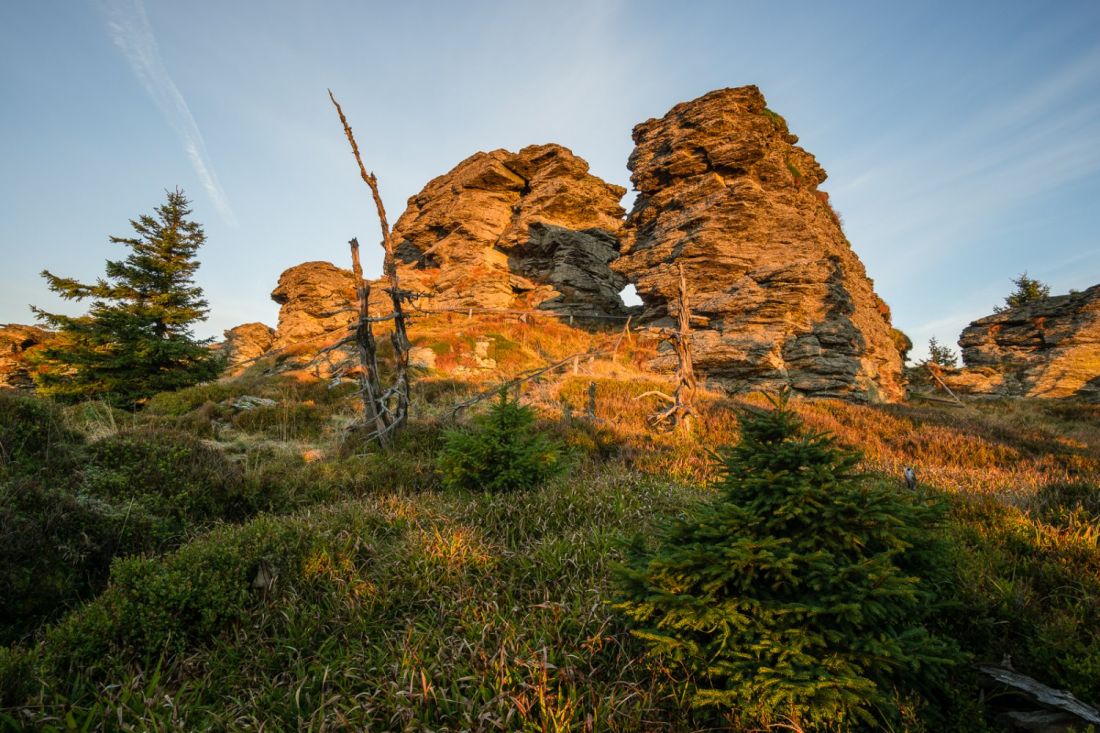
[[270, 261, 358, 352], [954, 284, 1100, 400], [391, 144, 628, 316], [613, 86, 904, 401], [221, 322, 275, 375], [0, 324, 49, 390]]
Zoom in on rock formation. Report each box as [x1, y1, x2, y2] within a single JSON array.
[[391, 144, 628, 317], [613, 86, 904, 401], [270, 262, 358, 352], [946, 284, 1100, 400], [221, 322, 275, 376], [0, 324, 49, 390]]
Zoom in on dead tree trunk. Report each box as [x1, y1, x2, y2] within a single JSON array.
[[669, 263, 698, 430], [348, 238, 390, 446], [330, 90, 412, 444], [648, 263, 698, 431]]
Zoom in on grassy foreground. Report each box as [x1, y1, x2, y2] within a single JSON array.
[[1, 324, 1099, 730]]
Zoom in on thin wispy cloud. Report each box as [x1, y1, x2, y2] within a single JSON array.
[[834, 45, 1100, 278], [101, 0, 237, 226]]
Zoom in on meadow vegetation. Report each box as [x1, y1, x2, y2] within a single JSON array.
[[1, 315, 1098, 731]]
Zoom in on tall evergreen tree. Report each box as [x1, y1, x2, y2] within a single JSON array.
[[30, 189, 222, 407], [614, 393, 960, 730]]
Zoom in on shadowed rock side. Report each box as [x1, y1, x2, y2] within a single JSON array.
[[0, 324, 50, 390], [947, 284, 1100, 401], [391, 144, 629, 317], [613, 86, 904, 402]]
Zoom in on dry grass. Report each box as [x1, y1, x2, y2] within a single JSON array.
[[5, 313, 1099, 730]]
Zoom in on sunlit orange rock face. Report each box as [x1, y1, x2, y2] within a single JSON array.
[[390, 143, 629, 317], [613, 86, 905, 402], [952, 284, 1100, 401], [270, 262, 358, 353], [221, 322, 275, 376], [0, 324, 50, 390]]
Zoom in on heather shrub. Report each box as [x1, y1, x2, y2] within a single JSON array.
[[231, 401, 332, 440], [0, 393, 82, 476], [437, 391, 562, 493], [38, 515, 307, 681], [614, 393, 961, 730], [82, 428, 245, 525], [0, 478, 169, 644]]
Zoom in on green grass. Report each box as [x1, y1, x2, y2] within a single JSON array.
[[2, 366, 1100, 730], [761, 107, 787, 130], [5, 468, 704, 731]]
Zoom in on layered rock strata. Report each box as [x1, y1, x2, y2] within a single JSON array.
[[391, 144, 628, 317], [613, 86, 904, 401], [0, 324, 49, 390], [270, 262, 358, 352], [947, 284, 1100, 400], [221, 322, 276, 376]]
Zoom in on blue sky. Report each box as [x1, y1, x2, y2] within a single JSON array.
[[2, 1, 1098, 362]]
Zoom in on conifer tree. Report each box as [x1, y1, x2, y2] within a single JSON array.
[[30, 189, 222, 407], [925, 336, 958, 368], [614, 393, 959, 730], [994, 271, 1050, 313]]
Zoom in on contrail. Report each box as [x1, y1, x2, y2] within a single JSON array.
[[102, 0, 237, 226]]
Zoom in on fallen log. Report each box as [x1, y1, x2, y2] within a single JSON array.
[[977, 664, 1100, 731]]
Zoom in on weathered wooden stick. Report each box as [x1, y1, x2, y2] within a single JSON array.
[[612, 314, 633, 358], [671, 262, 698, 430], [977, 665, 1100, 726], [635, 390, 675, 403], [926, 364, 965, 406]]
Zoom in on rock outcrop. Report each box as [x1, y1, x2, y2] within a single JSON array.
[[270, 262, 358, 352], [613, 86, 904, 401], [949, 285, 1100, 400], [0, 324, 49, 390], [221, 322, 275, 375], [391, 144, 628, 317]]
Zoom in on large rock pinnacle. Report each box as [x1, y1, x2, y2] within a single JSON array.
[[614, 86, 904, 401]]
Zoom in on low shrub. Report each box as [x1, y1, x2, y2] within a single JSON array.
[[1031, 480, 1100, 527], [38, 515, 307, 681], [34, 505, 401, 687], [231, 401, 332, 441], [0, 393, 82, 476], [614, 394, 962, 730], [437, 391, 563, 493], [946, 493, 1100, 701], [0, 478, 167, 644], [83, 428, 245, 525], [0, 646, 33, 709]]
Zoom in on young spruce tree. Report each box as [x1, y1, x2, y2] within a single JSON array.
[[614, 393, 959, 731], [993, 271, 1050, 313], [31, 189, 222, 407]]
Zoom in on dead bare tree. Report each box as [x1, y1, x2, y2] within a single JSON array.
[[329, 90, 413, 445], [640, 263, 698, 431], [348, 237, 390, 443]]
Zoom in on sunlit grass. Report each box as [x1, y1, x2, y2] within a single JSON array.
[[3, 314, 1099, 729]]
